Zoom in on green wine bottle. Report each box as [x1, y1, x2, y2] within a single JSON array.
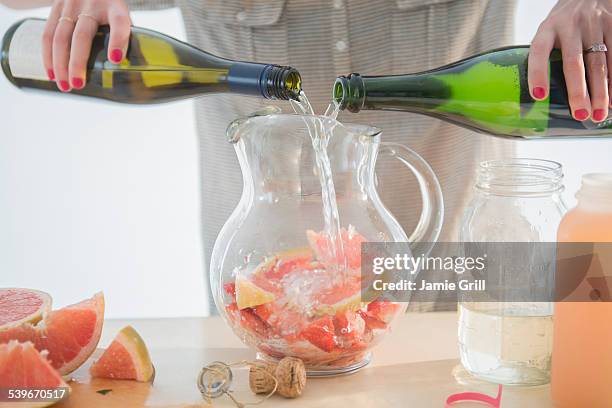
[[334, 46, 612, 138], [1, 18, 301, 103]]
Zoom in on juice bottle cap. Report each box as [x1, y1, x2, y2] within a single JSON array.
[[581, 173, 612, 190], [576, 173, 612, 210]]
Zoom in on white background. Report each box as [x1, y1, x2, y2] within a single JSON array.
[[1, 0, 611, 318]]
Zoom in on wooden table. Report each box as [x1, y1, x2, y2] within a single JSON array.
[[56, 312, 554, 407]]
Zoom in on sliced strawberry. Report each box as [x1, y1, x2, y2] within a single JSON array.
[[252, 304, 272, 323], [366, 300, 400, 324], [334, 311, 365, 342], [358, 310, 387, 331], [224, 283, 236, 299], [239, 308, 270, 338], [301, 316, 336, 352]]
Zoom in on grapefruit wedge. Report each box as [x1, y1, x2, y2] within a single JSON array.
[[91, 325, 154, 382], [236, 276, 275, 310], [306, 226, 366, 269], [0, 288, 52, 329], [0, 292, 104, 375], [0, 341, 69, 407]]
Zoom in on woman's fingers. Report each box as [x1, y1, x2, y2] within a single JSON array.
[[528, 24, 555, 100], [52, 15, 77, 92], [68, 15, 98, 89], [606, 32, 612, 108], [560, 31, 591, 121], [107, 8, 131, 63], [584, 47, 608, 122], [42, 1, 63, 81]]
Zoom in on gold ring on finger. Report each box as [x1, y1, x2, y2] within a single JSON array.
[[58, 16, 76, 24]]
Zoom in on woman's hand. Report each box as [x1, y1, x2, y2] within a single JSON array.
[[529, 0, 612, 122], [43, 0, 131, 92]]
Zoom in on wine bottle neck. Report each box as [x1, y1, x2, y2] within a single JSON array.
[[228, 62, 301, 100], [334, 73, 448, 113]]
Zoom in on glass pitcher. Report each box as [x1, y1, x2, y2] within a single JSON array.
[[210, 110, 444, 376]]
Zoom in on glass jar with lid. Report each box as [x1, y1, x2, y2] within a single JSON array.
[[458, 158, 567, 386]]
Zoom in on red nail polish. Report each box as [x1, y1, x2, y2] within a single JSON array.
[[533, 86, 546, 99], [59, 80, 70, 92], [72, 78, 84, 89], [110, 49, 123, 63], [593, 109, 606, 122], [47, 69, 55, 80], [574, 109, 589, 121]]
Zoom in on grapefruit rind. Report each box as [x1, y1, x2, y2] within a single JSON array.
[[236, 276, 275, 310], [90, 325, 154, 382], [0, 288, 52, 329]]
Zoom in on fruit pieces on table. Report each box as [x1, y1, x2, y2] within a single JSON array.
[[0, 292, 105, 375], [0, 288, 52, 329], [0, 341, 70, 407], [90, 325, 154, 382], [236, 276, 275, 310]]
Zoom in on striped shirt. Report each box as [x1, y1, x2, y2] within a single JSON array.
[[128, 0, 518, 311]]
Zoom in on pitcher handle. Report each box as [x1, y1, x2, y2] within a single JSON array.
[[379, 142, 444, 257]]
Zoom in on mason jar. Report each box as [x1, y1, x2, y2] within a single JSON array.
[[458, 158, 567, 386]]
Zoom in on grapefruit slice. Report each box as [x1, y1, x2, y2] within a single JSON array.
[[249, 247, 315, 294], [0, 288, 52, 329], [0, 341, 69, 407], [306, 226, 366, 269], [312, 279, 363, 317], [90, 325, 154, 382], [0, 292, 104, 375], [236, 276, 275, 310]]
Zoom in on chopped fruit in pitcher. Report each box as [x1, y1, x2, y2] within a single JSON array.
[[224, 283, 236, 299], [358, 310, 389, 331], [223, 227, 401, 368], [334, 311, 366, 342], [301, 316, 336, 352], [367, 300, 401, 324], [307, 226, 365, 269], [252, 304, 273, 322], [236, 276, 275, 310], [228, 304, 271, 339]]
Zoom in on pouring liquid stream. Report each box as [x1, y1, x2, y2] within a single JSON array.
[[290, 92, 346, 273]]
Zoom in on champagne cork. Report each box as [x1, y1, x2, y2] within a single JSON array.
[[274, 357, 306, 398], [249, 360, 277, 395], [248, 357, 306, 399]]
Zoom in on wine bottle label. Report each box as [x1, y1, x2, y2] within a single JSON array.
[[8, 20, 48, 81]]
